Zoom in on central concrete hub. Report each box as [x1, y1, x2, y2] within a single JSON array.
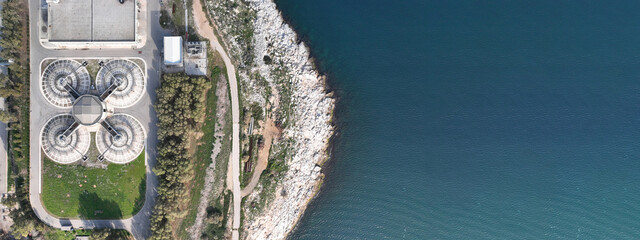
[[72, 95, 106, 126]]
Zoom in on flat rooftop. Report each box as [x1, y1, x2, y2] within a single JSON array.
[[72, 95, 105, 126], [48, 0, 136, 42]]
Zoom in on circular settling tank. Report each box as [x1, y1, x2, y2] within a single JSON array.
[[95, 59, 145, 108], [41, 115, 90, 164], [95, 114, 145, 164], [41, 60, 91, 108]]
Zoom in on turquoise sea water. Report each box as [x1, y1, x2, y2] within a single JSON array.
[[278, 1, 640, 239]]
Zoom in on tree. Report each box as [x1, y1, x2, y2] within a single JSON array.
[[150, 73, 210, 238], [0, 110, 16, 123]]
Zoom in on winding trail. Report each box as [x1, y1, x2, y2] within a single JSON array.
[[191, 1, 241, 239], [241, 118, 279, 197]]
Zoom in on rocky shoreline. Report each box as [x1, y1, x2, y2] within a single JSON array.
[[204, 0, 334, 239]]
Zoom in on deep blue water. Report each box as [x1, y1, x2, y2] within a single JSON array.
[[277, 1, 640, 239]]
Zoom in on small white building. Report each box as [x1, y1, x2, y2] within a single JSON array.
[[164, 36, 183, 66]]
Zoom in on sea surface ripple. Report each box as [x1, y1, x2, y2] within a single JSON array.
[[278, 0, 640, 239]]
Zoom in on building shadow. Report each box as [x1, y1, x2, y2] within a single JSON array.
[[77, 192, 122, 219], [132, 176, 146, 216]]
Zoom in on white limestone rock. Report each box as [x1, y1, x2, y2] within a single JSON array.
[[205, 0, 334, 239]]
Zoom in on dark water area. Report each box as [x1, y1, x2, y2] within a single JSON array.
[[277, 0, 640, 239]]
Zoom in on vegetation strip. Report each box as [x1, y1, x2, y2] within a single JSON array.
[[0, 0, 44, 238], [149, 73, 211, 239]]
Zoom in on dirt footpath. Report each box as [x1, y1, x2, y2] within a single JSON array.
[[241, 118, 280, 197]]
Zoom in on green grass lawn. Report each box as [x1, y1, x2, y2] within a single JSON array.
[[41, 152, 146, 219]]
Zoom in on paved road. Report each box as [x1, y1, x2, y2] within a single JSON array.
[[0, 119, 6, 196], [27, 0, 169, 239], [191, 1, 241, 239], [0, 94, 7, 195], [0, 0, 8, 197], [0, 120, 6, 196]]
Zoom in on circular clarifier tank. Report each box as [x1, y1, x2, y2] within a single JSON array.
[[41, 60, 91, 108], [95, 114, 145, 164], [95, 59, 145, 108], [41, 115, 90, 164]]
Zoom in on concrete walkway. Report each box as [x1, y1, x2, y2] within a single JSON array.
[[191, 1, 241, 239]]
